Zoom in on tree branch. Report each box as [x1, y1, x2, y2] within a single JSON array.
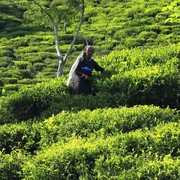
[[63, 0, 85, 61], [32, 0, 55, 24]]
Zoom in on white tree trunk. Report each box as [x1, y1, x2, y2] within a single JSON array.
[[56, 0, 85, 77], [32, 0, 85, 78], [53, 24, 64, 77], [57, 59, 65, 77], [54, 24, 61, 58]]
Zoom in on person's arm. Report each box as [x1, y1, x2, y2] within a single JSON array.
[[92, 60, 104, 72]]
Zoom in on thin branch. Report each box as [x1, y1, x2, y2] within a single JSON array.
[[64, 0, 85, 61], [32, 0, 55, 25]]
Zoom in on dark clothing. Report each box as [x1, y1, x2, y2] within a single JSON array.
[[73, 58, 104, 95]]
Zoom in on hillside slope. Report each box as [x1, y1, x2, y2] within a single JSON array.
[[0, 0, 180, 95], [0, 0, 180, 179]]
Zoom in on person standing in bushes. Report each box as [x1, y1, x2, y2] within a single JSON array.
[[67, 45, 104, 95]]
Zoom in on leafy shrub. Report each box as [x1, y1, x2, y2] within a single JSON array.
[[38, 70, 56, 78], [0, 78, 66, 124], [2, 105, 178, 155], [2, 77, 18, 84], [2, 84, 20, 96], [138, 31, 157, 40], [0, 56, 13, 68], [96, 60, 178, 108], [125, 6, 143, 19], [0, 49, 13, 57], [124, 37, 140, 48], [144, 7, 160, 17], [33, 62, 45, 71], [0, 61, 9, 68], [95, 44, 179, 108], [14, 61, 31, 69], [161, 27, 172, 34], [20, 69, 33, 79], [7, 30, 29, 38], [22, 122, 180, 180], [0, 122, 40, 153], [0, 150, 28, 180], [18, 78, 43, 85], [39, 105, 179, 148], [6, 36, 29, 49], [1, 69, 21, 78]]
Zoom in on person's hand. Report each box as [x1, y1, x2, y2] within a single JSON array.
[[84, 74, 90, 80], [101, 70, 111, 77]]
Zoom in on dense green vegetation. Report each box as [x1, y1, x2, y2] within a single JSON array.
[[0, 0, 179, 179]]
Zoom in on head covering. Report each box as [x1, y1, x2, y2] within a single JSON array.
[[66, 53, 83, 86], [83, 45, 94, 55]]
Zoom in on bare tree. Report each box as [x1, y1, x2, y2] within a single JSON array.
[[31, 0, 85, 77]]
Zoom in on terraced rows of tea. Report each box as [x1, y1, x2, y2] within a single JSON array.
[[0, 0, 179, 179]]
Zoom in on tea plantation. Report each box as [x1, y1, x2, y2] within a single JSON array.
[[0, 0, 179, 179]]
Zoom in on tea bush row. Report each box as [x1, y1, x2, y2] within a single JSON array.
[[0, 150, 28, 180], [97, 43, 180, 72], [0, 33, 83, 91], [23, 121, 180, 179], [0, 53, 179, 124], [1, 42, 179, 98], [1, 121, 178, 180], [1, 0, 180, 56], [0, 105, 179, 154], [0, 122, 40, 154], [0, 78, 67, 124], [82, 0, 180, 48], [39, 105, 179, 148], [96, 57, 179, 108]]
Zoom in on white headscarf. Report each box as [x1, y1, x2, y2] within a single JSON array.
[[66, 53, 83, 86]]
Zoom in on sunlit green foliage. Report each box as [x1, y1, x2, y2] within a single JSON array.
[[0, 0, 180, 179]]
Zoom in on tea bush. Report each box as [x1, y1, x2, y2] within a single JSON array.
[[0, 47, 179, 124], [96, 60, 179, 107], [0, 78, 66, 124], [39, 105, 179, 148], [0, 122, 40, 154], [0, 1, 180, 179], [21, 122, 180, 180], [14, 61, 31, 70], [0, 105, 179, 155], [2, 84, 20, 96], [0, 150, 29, 180], [33, 62, 45, 71], [2, 77, 18, 84]]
